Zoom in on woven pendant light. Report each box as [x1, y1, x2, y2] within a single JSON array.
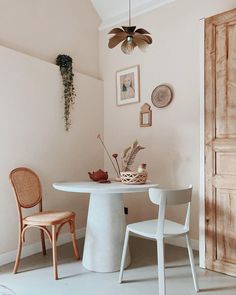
[[108, 0, 152, 54]]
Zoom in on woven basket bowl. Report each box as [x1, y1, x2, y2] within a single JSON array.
[[120, 171, 147, 184]]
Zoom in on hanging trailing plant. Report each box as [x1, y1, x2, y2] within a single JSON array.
[[56, 54, 76, 131]]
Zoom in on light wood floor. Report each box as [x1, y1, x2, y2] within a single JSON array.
[[0, 237, 236, 295]]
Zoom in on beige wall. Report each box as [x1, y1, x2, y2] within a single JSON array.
[[0, 45, 103, 255], [0, 0, 101, 78], [99, 0, 236, 241]]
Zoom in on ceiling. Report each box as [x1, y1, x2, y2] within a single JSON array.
[[91, 0, 175, 30]]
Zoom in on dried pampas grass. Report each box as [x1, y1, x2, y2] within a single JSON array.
[[121, 140, 145, 172]]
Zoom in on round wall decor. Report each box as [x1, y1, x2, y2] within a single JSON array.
[[151, 84, 173, 108]]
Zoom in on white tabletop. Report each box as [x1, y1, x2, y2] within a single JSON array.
[[53, 181, 158, 194]]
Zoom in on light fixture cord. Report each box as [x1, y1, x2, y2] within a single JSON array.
[[129, 0, 131, 26]]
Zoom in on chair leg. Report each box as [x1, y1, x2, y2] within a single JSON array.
[[186, 234, 199, 292], [70, 219, 80, 260], [118, 228, 130, 283], [52, 225, 58, 280], [157, 238, 166, 295], [40, 229, 46, 255], [13, 230, 23, 274]]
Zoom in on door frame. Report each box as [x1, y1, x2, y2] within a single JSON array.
[[199, 18, 205, 269]]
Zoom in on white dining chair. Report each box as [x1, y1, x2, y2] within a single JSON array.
[[119, 185, 199, 295]]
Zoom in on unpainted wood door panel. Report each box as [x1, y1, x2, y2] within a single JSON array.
[[216, 189, 236, 264], [205, 8, 236, 276]]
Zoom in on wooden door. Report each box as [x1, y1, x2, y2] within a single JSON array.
[[205, 8, 236, 276]]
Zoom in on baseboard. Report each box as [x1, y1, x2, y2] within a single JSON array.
[[131, 233, 199, 251], [165, 237, 199, 251], [0, 227, 198, 267], [0, 227, 86, 267]]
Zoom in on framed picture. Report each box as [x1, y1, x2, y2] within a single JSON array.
[[116, 65, 140, 106]]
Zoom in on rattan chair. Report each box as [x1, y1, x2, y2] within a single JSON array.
[[9, 167, 80, 280]]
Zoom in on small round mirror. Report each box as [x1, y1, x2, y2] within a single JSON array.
[[151, 85, 173, 108]]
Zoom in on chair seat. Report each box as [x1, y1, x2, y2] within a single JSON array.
[[23, 211, 75, 226], [127, 219, 189, 238]]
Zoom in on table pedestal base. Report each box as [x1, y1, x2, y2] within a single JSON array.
[[83, 193, 131, 272]]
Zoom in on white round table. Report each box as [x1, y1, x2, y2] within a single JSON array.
[[53, 181, 158, 272]]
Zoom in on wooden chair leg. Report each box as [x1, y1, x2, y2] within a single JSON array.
[[13, 230, 23, 274], [70, 219, 80, 260], [52, 225, 58, 280], [40, 229, 46, 255]]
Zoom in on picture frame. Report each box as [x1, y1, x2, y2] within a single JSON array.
[[140, 103, 152, 127], [116, 65, 140, 106]]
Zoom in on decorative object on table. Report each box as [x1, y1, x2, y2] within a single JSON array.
[[97, 134, 120, 178], [121, 140, 145, 172], [112, 153, 121, 175], [140, 103, 152, 127], [116, 65, 140, 106], [138, 163, 147, 173], [120, 171, 147, 184], [108, 0, 152, 54], [96, 135, 146, 182], [56, 54, 76, 131], [151, 84, 173, 108], [88, 169, 109, 182]]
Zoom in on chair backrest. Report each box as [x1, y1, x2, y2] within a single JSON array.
[[9, 167, 42, 209], [149, 185, 192, 206], [149, 185, 193, 236]]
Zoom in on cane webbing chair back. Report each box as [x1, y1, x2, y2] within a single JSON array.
[[10, 167, 42, 208]]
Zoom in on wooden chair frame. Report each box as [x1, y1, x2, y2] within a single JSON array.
[[9, 167, 80, 280]]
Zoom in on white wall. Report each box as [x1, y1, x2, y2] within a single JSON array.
[[99, 0, 236, 241], [0, 45, 103, 256], [0, 0, 101, 78]]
